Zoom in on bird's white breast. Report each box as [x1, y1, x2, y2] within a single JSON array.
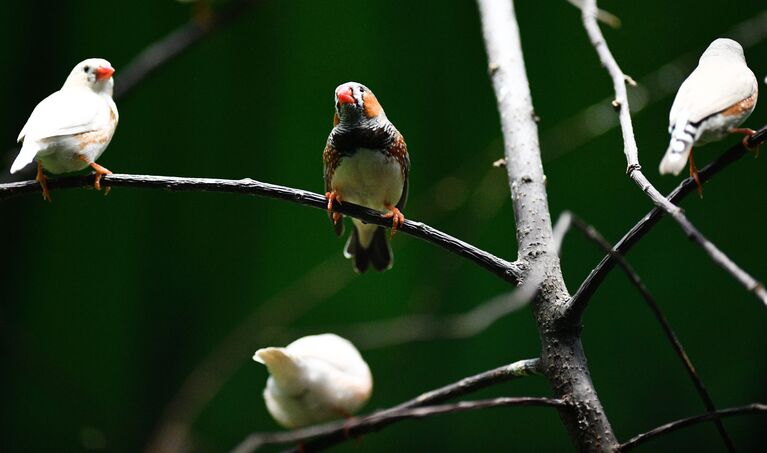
[[331, 148, 404, 212]]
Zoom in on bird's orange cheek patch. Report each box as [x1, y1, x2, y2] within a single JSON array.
[[363, 93, 382, 118], [333, 113, 340, 126]]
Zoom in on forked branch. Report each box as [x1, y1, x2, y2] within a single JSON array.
[[568, 127, 767, 321], [566, 0, 767, 327], [567, 213, 735, 451], [231, 359, 543, 453]]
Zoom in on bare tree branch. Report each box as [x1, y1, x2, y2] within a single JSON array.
[[567, 213, 736, 452], [544, 9, 767, 160], [568, 127, 767, 322], [115, 0, 261, 100], [620, 403, 767, 451], [232, 397, 563, 453], [477, 0, 618, 450], [342, 212, 573, 350], [0, 173, 524, 284], [143, 158, 518, 453], [231, 358, 543, 453], [566, 0, 767, 326]]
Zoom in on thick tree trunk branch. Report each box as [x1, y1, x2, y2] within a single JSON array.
[[567, 213, 736, 451], [620, 403, 767, 451], [476, 0, 618, 451], [569, 127, 767, 321], [0, 173, 524, 284], [231, 359, 542, 453], [571, 0, 767, 320]]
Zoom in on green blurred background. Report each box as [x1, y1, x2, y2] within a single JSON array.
[[2, 1, 766, 451]]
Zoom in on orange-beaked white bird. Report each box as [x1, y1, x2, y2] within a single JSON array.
[[254, 333, 373, 429], [11, 58, 119, 201], [323, 82, 410, 273], [659, 39, 758, 193]]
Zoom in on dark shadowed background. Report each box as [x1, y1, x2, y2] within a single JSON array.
[[1, 1, 766, 452]]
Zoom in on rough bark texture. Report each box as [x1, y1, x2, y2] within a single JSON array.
[[476, 0, 619, 450]]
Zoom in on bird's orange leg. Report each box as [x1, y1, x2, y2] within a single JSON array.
[[383, 203, 405, 238], [78, 156, 113, 194], [35, 161, 52, 202], [325, 191, 343, 224], [688, 149, 703, 198], [730, 127, 759, 157]]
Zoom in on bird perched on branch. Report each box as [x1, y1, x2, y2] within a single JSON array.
[[10, 58, 119, 202], [254, 333, 373, 429], [659, 38, 758, 195], [323, 82, 410, 273]]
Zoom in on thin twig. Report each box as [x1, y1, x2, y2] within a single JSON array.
[[341, 213, 572, 350], [275, 359, 542, 453], [543, 9, 767, 160], [232, 397, 563, 453], [568, 127, 767, 321], [568, 0, 767, 324], [231, 358, 543, 453], [0, 173, 524, 284], [567, 213, 736, 452], [115, 0, 261, 100], [620, 403, 767, 451], [143, 162, 517, 453]]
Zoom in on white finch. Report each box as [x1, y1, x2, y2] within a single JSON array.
[[11, 58, 119, 201], [659, 39, 757, 190], [254, 333, 372, 429]]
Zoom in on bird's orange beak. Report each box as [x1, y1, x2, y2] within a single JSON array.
[[336, 86, 355, 105], [95, 65, 115, 81]]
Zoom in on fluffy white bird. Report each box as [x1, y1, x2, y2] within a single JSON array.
[[254, 333, 372, 429], [11, 58, 119, 201], [659, 39, 758, 190]]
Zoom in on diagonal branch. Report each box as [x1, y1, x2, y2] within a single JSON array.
[[565, 0, 767, 325], [233, 396, 563, 453], [567, 213, 736, 452], [0, 173, 524, 284], [230, 358, 543, 453], [341, 212, 573, 350], [115, 0, 262, 100], [620, 403, 767, 451], [568, 127, 767, 321]]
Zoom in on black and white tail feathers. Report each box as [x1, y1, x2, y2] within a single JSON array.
[[344, 226, 392, 273], [659, 116, 698, 175]]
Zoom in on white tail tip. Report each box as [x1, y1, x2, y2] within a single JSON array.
[[659, 141, 692, 176], [10, 143, 38, 174]]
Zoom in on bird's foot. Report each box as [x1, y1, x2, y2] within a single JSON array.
[[383, 204, 405, 238], [688, 149, 703, 199], [731, 127, 760, 157], [325, 191, 342, 224], [35, 161, 51, 202], [79, 156, 113, 194]]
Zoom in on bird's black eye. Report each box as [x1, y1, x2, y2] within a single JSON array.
[[359, 86, 365, 93], [83, 66, 90, 73]]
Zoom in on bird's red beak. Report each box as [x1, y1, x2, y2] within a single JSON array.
[[95, 65, 115, 81], [336, 86, 355, 105]]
